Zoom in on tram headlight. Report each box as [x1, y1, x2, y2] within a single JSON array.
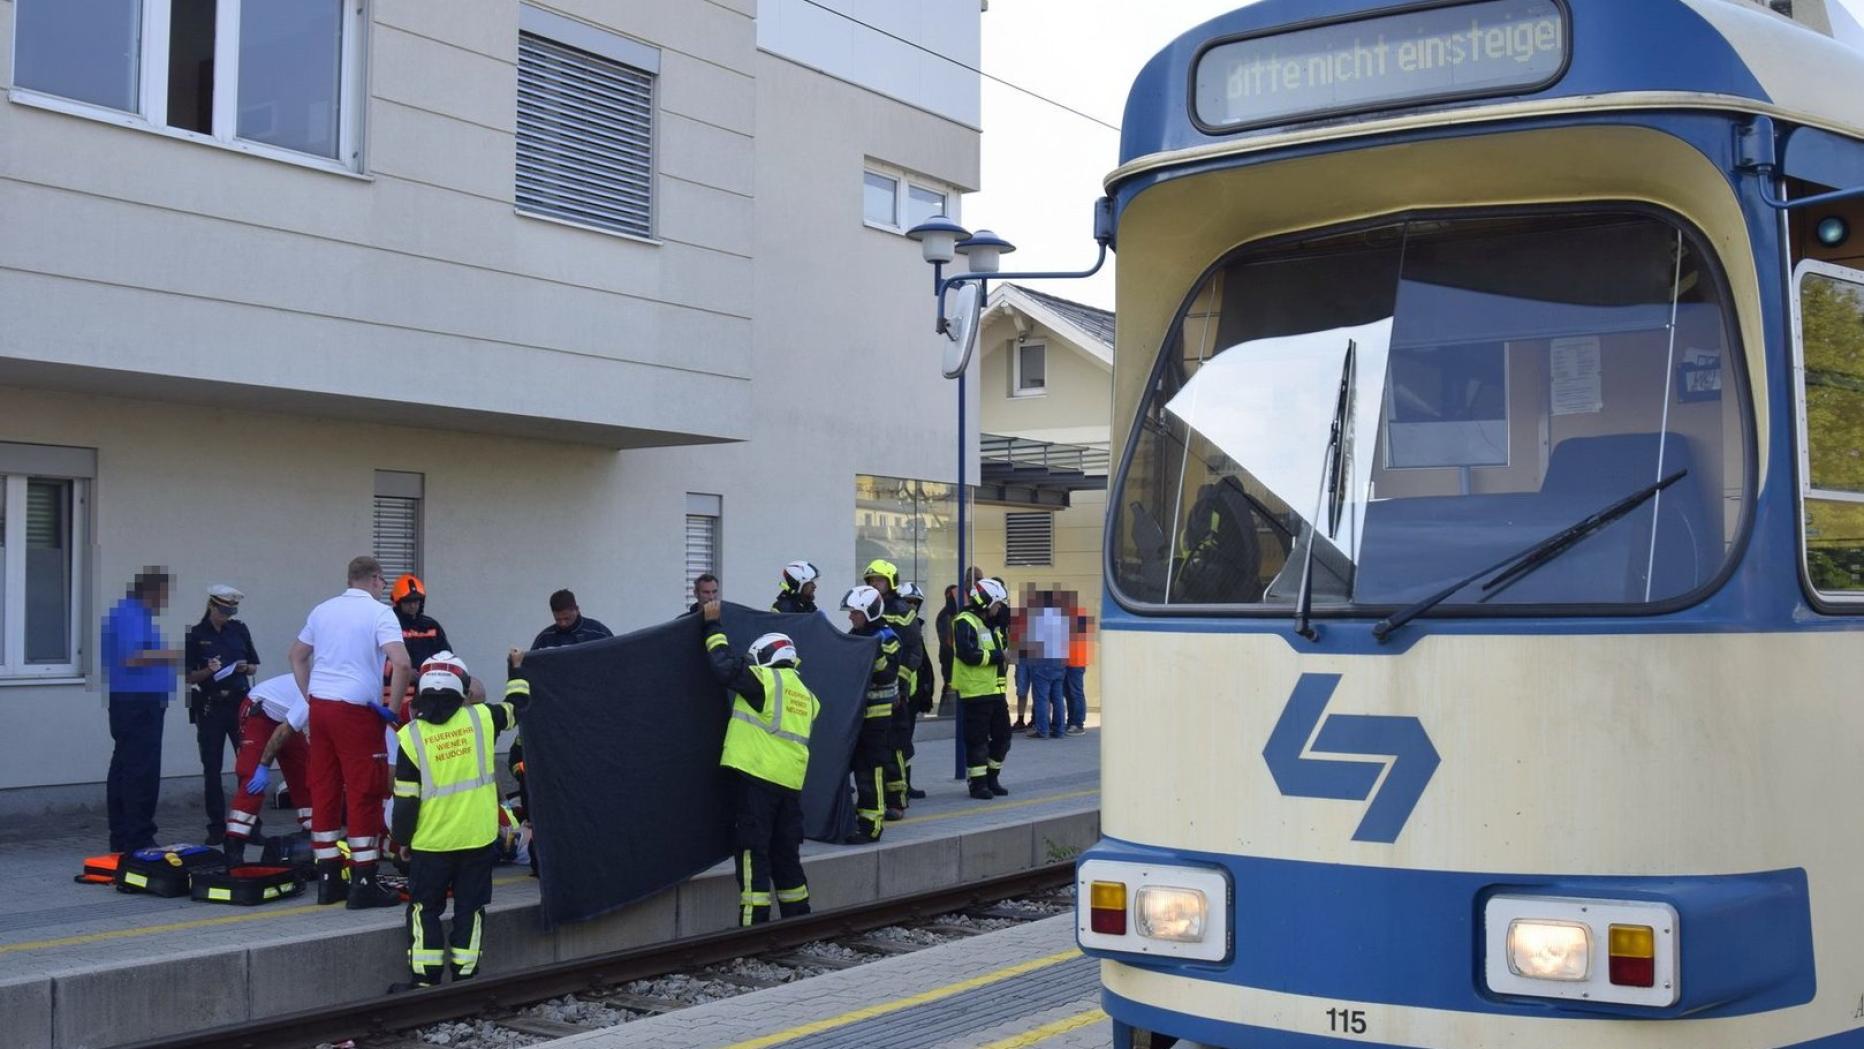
[[1505, 920, 1590, 981], [1134, 886, 1207, 943]]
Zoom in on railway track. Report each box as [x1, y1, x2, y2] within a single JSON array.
[[120, 863, 1076, 1049]]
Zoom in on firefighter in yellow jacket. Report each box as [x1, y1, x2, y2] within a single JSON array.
[[702, 600, 819, 925], [388, 651, 524, 992]]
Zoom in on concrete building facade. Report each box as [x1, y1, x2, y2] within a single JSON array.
[[0, 0, 979, 802]]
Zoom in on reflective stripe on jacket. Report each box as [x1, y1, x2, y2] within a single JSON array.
[[723, 666, 818, 790], [395, 703, 501, 851], [951, 610, 1000, 699]]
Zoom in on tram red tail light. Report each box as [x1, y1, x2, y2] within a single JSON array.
[[1609, 924, 1656, 988], [1090, 880, 1127, 935]]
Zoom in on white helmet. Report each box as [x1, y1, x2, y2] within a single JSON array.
[[781, 560, 819, 592], [418, 650, 468, 696], [971, 578, 1008, 609], [748, 632, 800, 668], [898, 582, 926, 604], [841, 585, 885, 622]]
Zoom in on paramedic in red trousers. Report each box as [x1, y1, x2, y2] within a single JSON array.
[[290, 556, 411, 908], [701, 600, 816, 925], [224, 674, 312, 865], [389, 651, 523, 992]]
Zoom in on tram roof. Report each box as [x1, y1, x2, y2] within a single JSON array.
[[1116, 0, 1864, 177]]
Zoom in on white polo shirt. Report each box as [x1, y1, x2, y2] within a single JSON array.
[[247, 674, 310, 733], [298, 588, 403, 705]]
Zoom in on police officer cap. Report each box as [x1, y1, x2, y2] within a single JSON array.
[[208, 584, 245, 611]]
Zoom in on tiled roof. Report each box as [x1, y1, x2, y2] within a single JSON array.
[[1009, 284, 1114, 351]]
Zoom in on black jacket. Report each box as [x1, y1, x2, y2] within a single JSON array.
[[531, 616, 612, 651], [771, 590, 815, 614]]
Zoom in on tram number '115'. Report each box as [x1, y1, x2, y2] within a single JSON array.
[[1327, 1007, 1369, 1035]]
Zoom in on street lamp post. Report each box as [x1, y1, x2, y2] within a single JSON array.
[[906, 199, 1115, 779]]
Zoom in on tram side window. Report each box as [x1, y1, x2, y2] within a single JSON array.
[[1798, 269, 1864, 597], [1110, 211, 1749, 613]]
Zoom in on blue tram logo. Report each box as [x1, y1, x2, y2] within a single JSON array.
[[1263, 673, 1440, 843]]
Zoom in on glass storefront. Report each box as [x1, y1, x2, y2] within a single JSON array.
[[854, 475, 970, 601]]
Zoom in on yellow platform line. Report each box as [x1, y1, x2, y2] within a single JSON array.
[[978, 1007, 1109, 1049], [718, 948, 1082, 1049], [0, 873, 530, 955], [897, 788, 1098, 827]]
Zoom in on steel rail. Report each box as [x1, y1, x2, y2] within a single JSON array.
[[119, 862, 1076, 1049]]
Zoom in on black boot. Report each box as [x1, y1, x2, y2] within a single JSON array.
[[906, 769, 927, 801], [386, 979, 437, 994], [223, 836, 246, 869], [315, 860, 348, 905], [345, 864, 401, 909], [969, 778, 994, 800], [986, 770, 1009, 797]]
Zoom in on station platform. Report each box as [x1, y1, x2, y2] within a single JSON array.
[[556, 913, 1108, 1049], [0, 724, 1100, 1049]]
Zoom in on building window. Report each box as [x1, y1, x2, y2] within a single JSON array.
[[0, 442, 93, 680], [1795, 263, 1864, 600], [373, 470, 423, 599], [10, 0, 364, 168], [855, 475, 965, 597], [1005, 512, 1054, 567], [1013, 341, 1047, 396], [905, 184, 947, 229], [863, 161, 956, 233], [685, 493, 721, 607], [516, 5, 660, 241], [863, 171, 898, 227]]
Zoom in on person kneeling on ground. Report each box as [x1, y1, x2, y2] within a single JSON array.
[[387, 651, 525, 993], [702, 600, 818, 925]]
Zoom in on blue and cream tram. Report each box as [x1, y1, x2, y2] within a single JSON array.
[[1072, 0, 1864, 1045]]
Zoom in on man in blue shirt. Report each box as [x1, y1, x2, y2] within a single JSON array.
[[102, 568, 182, 852]]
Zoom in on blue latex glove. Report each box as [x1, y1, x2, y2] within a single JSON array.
[[244, 765, 270, 796], [369, 702, 400, 725]]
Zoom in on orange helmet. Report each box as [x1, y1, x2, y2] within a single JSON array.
[[390, 574, 425, 605]]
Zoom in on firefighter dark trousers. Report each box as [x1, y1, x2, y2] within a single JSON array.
[[406, 842, 496, 985], [733, 771, 808, 926], [961, 694, 1012, 784], [888, 701, 916, 809], [852, 712, 892, 840]]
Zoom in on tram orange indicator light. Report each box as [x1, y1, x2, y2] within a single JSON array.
[[1608, 924, 1656, 988], [1090, 881, 1127, 935]]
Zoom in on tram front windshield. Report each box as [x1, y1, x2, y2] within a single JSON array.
[[1111, 211, 1748, 613]]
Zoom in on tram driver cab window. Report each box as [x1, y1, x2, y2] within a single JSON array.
[[1112, 210, 1749, 615]]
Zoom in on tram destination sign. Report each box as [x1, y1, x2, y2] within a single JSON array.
[[1194, 0, 1567, 131]]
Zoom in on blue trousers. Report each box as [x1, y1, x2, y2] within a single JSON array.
[[1064, 665, 1087, 729], [1029, 661, 1066, 737], [108, 695, 166, 851]]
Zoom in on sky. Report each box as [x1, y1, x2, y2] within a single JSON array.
[[962, 0, 1243, 309], [962, 0, 1864, 311]]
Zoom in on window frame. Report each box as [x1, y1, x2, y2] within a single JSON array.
[[0, 452, 91, 683], [7, 0, 370, 177], [1790, 258, 1864, 610], [1104, 201, 1757, 622], [514, 6, 661, 244], [372, 470, 423, 604], [862, 160, 958, 235], [684, 492, 722, 608], [1012, 340, 1048, 398]]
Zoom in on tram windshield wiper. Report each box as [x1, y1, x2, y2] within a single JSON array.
[[1293, 339, 1356, 642], [1370, 469, 1688, 643]]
